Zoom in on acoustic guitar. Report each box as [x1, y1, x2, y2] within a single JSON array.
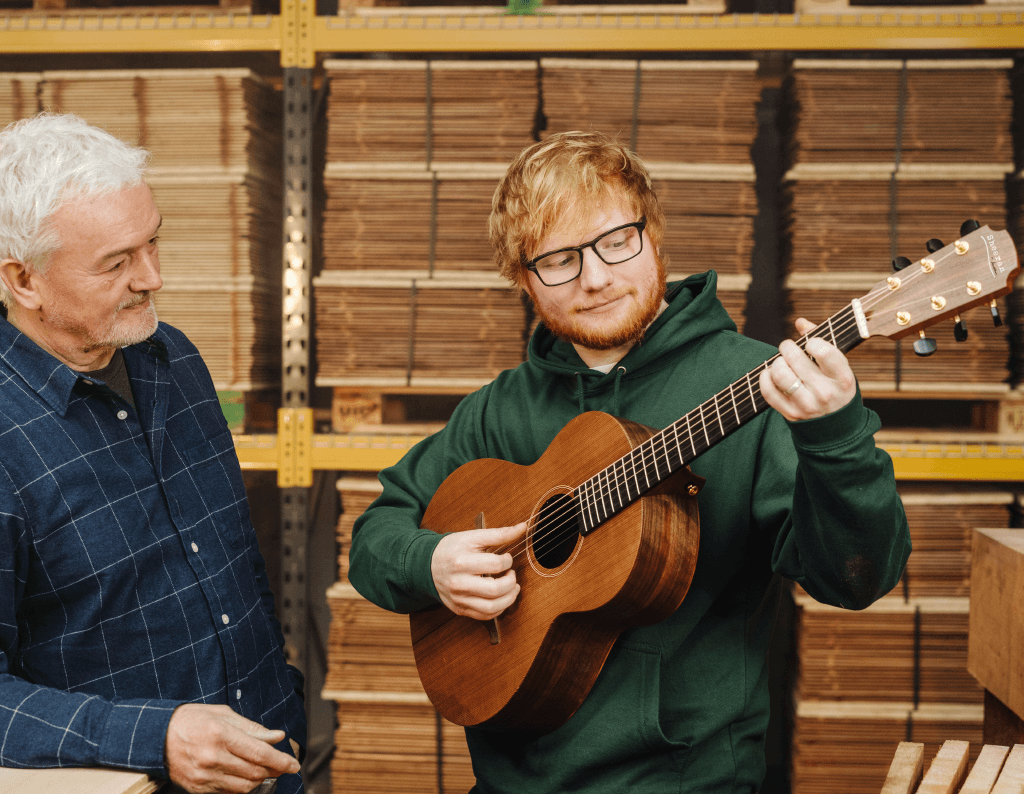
[[410, 223, 1020, 735]]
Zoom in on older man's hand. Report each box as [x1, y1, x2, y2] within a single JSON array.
[[164, 704, 300, 793]]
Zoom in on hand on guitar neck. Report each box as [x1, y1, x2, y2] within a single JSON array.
[[430, 521, 528, 620], [760, 317, 858, 423]]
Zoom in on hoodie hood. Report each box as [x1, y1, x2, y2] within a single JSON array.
[[527, 271, 737, 407]]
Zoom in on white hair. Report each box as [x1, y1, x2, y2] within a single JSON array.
[[0, 113, 150, 308]]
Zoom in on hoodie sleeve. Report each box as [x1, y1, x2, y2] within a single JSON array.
[[757, 390, 911, 610], [348, 389, 492, 614]]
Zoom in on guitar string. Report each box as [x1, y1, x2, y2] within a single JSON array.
[[491, 250, 974, 563], [494, 258, 957, 564]]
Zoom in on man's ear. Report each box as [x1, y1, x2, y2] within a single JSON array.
[[0, 259, 43, 312]]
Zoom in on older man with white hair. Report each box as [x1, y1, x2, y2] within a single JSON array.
[[0, 113, 304, 794]]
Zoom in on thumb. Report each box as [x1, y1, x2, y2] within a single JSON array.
[[484, 521, 528, 551]]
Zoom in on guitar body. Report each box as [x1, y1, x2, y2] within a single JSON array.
[[410, 411, 701, 734]]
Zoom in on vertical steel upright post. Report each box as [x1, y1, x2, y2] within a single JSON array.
[[280, 64, 313, 676]]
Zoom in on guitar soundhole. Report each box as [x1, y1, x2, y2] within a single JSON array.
[[532, 492, 582, 571]]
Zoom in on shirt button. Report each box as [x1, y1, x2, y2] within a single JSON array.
[[236, 689, 242, 700], [222, 614, 230, 625], [191, 542, 199, 553], [116, 410, 128, 420]]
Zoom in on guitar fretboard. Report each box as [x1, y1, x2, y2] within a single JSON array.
[[574, 304, 866, 535]]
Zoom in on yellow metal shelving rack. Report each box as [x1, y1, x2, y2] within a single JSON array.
[[3, 2, 1023, 485]]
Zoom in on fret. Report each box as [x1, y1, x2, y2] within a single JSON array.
[[699, 402, 711, 450], [584, 477, 598, 529], [597, 470, 609, 521], [713, 392, 726, 439], [685, 411, 697, 460], [747, 371, 759, 415], [573, 492, 587, 535], [657, 431, 672, 477], [826, 315, 836, 346], [649, 436, 661, 481], [671, 420, 684, 467], [729, 383, 740, 426]]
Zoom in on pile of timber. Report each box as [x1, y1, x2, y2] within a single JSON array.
[[0, 73, 40, 128], [324, 582, 474, 794], [540, 59, 759, 165], [335, 476, 384, 582], [313, 271, 529, 387], [791, 701, 984, 794], [784, 60, 1014, 166], [792, 593, 981, 705], [880, 741, 1024, 794], [782, 59, 1015, 394], [324, 59, 538, 165], [896, 489, 1014, 599], [33, 68, 282, 391], [321, 162, 757, 277]]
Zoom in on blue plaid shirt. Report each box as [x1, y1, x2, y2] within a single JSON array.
[[0, 318, 305, 792]]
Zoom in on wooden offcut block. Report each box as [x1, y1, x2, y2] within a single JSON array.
[[990, 744, 1024, 794], [968, 529, 1024, 722], [879, 741, 924, 794], [0, 768, 158, 794], [916, 739, 969, 793], [960, 744, 1010, 794]]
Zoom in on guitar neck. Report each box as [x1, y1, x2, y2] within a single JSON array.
[[574, 302, 867, 535]]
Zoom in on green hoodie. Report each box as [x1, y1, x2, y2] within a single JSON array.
[[349, 272, 911, 793]]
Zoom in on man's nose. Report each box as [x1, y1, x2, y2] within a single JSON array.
[[132, 248, 163, 293], [577, 247, 614, 292]]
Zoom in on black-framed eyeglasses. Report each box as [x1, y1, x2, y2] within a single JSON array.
[[526, 217, 647, 287]]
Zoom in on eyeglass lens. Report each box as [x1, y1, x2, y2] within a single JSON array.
[[533, 224, 643, 285]]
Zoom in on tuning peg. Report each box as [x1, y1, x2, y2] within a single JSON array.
[[913, 331, 937, 357], [954, 315, 968, 342], [991, 299, 1003, 327], [891, 256, 912, 272], [925, 238, 944, 253], [960, 219, 981, 236]]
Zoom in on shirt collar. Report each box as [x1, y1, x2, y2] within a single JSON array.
[[0, 317, 168, 417]]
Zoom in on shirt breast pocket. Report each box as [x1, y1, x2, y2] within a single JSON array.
[[180, 432, 250, 551]]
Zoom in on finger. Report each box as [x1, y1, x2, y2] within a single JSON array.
[[475, 521, 528, 552], [223, 729, 301, 775], [456, 585, 521, 621], [449, 567, 517, 599], [794, 317, 816, 336], [222, 713, 286, 745]]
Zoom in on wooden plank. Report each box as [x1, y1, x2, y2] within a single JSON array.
[[968, 530, 1024, 721], [915, 739, 969, 793], [990, 744, 1024, 794], [880, 742, 924, 794], [960, 744, 1010, 794], [0, 768, 159, 794]]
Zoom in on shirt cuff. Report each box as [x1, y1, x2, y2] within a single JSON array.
[[97, 698, 180, 776]]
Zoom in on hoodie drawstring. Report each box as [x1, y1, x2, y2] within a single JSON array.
[[573, 373, 586, 414], [612, 366, 626, 416]]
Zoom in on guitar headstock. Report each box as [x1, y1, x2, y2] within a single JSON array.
[[859, 224, 1020, 343]]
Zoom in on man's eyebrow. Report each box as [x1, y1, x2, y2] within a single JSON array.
[[99, 216, 163, 262]]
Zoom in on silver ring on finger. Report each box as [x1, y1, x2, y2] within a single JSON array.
[[783, 379, 803, 397]]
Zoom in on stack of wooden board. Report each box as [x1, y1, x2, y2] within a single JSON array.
[[782, 60, 1015, 394], [793, 593, 981, 705], [335, 476, 384, 582], [313, 271, 529, 388], [0, 73, 39, 127], [324, 59, 537, 166], [540, 59, 759, 165], [35, 68, 283, 391], [895, 489, 1015, 599], [324, 582, 474, 794], [791, 702, 984, 794]]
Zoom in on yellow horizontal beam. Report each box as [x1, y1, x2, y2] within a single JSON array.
[[0, 12, 280, 53], [235, 433, 1024, 481], [315, 10, 1024, 52], [882, 441, 1024, 481], [2, 8, 1021, 55]]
